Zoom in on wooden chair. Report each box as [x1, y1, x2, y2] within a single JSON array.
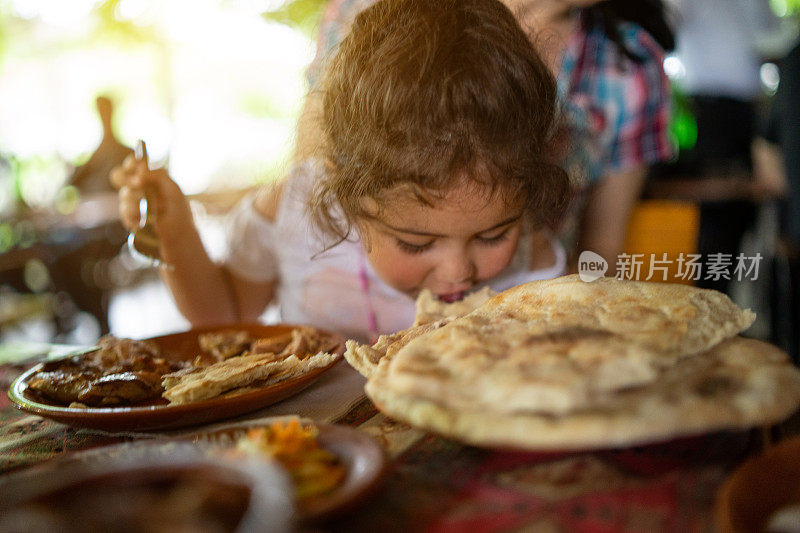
[[623, 200, 700, 285]]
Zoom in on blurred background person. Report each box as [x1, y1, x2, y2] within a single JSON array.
[[755, 37, 800, 363], [649, 0, 787, 295]]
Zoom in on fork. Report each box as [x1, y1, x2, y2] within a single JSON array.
[[126, 140, 174, 269]]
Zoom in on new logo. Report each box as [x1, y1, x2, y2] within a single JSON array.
[[578, 250, 607, 282]]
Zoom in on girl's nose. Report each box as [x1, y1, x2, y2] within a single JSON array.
[[438, 247, 475, 284]]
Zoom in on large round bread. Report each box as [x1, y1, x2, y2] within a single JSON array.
[[367, 275, 758, 416], [366, 337, 800, 450], [352, 276, 800, 450], [377, 319, 675, 416]]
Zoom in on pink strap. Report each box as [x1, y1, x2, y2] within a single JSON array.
[[358, 252, 379, 337]]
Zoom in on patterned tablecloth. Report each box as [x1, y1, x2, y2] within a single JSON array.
[[0, 351, 791, 532]]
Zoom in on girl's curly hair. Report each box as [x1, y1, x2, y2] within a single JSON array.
[[310, 0, 570, 243]]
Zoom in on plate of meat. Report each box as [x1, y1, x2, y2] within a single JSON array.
[[8, 323, 344, 431]]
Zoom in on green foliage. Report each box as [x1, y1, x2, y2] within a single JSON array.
[[89, 0, 162, 46], [260, 0, 328, 37], [9, 154, 68, 208], [771, 0, 800, 16]]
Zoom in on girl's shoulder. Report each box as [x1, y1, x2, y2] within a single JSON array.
[[252, 159, 326, 224]]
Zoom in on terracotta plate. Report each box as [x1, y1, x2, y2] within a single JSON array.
[[187, 421, 388, 523], [8, 324, 344, 432], [715, 435, 800, 532]]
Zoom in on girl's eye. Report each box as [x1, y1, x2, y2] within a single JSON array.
[[476, 228, 511, 246], [395, 238, 433, 255]]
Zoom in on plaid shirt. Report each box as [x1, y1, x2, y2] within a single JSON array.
[[307, 0, 674, 187], [560, 13, 673, 186]]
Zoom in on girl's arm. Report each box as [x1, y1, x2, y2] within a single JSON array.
[[111, 156, 278, 325]]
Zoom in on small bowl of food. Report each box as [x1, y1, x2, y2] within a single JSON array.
[[192, 417, 387, 522]]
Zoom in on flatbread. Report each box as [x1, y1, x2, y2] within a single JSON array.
[[473, 275, 755, 357], [367, 337, 800, 450], [345, 276, 754, 380], [375, 274, 757, 415], [348, 275, 799, 450], [163, 350, 338, 404], [216, 351, 340, 398], [380, 320, 674, 416]]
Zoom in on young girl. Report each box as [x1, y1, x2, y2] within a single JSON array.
[[305, 0, 675, 273], [111, 0, 570, 342]]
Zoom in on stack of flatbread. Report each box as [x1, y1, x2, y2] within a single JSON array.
[[344, 275, 800, 450]]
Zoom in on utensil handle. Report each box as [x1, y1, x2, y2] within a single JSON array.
[[134, 139, 156, 226], [135, 139, 148, 164]]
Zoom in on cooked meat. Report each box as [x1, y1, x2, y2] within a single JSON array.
[[26, 336, 185, 407], [27, 327, 339, 407], [251, 332, 293, 355], [28, 369, 99, 405], [278, 327, 339, 359], [250, 327, 338, 359], [89, 336, 161, 367], [278, 330, 310, 359], [198, 331, 253, 361], [192, 352, 219, 368], [78, 371, 164, 406]]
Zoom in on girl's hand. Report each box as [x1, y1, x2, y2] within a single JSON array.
[[109, 154, 194, 242]]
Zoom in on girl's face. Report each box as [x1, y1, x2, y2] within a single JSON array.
[[359, 182, 524, 302]]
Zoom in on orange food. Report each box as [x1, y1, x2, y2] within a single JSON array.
[[236, 419, 345, 499]]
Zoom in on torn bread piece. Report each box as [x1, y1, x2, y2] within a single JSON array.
[[344, 287, 497, 378], [163, 350, 338, 404], [413, 286, 496, 326], [217, 351, 340, 398], [344, 319, 449, 378]]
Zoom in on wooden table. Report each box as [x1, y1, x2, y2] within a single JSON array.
[[0, 349, 791, 532]]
